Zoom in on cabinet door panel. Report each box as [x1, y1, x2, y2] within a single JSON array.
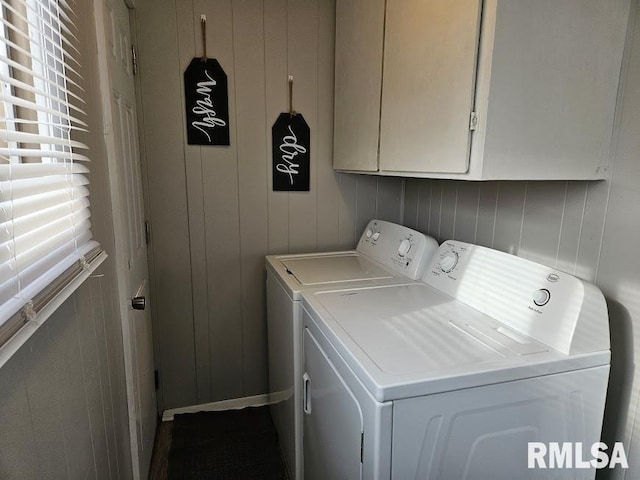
[[481, 0, 629, 180], [379, 0, 481, 173], [333, 0, 385, 171]]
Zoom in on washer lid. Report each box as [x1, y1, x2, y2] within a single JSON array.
[[281, 254, 393, 286]]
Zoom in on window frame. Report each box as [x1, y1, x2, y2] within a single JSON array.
[[0, 0, 105, 364]]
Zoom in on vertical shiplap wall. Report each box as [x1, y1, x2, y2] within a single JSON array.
[[403, 179, 602, 272], [135, 0, 404, 410], [0, 277, 131, 480], [0, 0, 132, 478], [404, 3, 640, 478]]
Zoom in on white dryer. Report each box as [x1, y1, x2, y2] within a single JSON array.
[[266, 220, 439, 479], [301, 240, 610, 479]]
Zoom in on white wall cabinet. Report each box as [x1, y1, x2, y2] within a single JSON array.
[[333, 0, 630, 180]]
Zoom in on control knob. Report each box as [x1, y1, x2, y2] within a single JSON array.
[[398, 239, 412, 257], [372, 232, 381, 241], [365, 228, 373, 238], [438, 252, 458, 273]]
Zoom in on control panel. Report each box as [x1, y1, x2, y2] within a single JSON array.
[[356, 220, 439, 280], [423, 241, 609, 355]]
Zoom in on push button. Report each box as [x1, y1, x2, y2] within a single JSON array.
[[533, 289, 551, 306]]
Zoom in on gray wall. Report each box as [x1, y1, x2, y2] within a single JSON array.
[[0, 277, 131, 479], [0, 0, 132, 478], [136, 0, 404, 410], [403, 2, 640, 477]]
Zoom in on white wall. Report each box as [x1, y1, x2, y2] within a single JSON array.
[[135, 0, 405, 410], [403, 2, 640, 477], [0, 1, 132, 478]]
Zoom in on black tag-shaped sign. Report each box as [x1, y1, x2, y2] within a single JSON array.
[[272, 113, 310, 191], [184, 58, 230, 145]]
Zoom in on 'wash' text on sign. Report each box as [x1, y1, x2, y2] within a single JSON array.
[[184, 58, 230, 146]]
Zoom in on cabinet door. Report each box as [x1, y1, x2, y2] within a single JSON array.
[[379, 0, 482, 173], [333, 0, 385, 171], [480, 0, 629, 180], [303, 328, 363, 480]]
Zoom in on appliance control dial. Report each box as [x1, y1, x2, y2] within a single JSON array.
[[372, 232, 381, 241], [398, 239, 412, 257], [438, 252, 459, 273], [533, 288, 551, 306], [365, 228, 373, 238]]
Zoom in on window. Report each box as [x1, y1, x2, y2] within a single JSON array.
[[0, 0, 103, 351]]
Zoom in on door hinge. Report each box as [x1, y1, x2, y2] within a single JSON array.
[[469, 111, 478, 131], [144, 220, 151, 245], [154, 370, 159, 390], [131, 44, 138, 75], [360, 431, 364, 463]]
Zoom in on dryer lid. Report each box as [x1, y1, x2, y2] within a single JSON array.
[[281, 254, 393, 286]]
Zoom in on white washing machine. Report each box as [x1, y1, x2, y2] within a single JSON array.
[[266, 220, 439, 479], [301, 240, 611, 479]]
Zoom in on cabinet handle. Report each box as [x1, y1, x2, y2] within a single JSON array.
[[303, 372, 311, 415]]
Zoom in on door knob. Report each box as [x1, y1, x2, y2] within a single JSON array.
[[131, 296, 146, 310]]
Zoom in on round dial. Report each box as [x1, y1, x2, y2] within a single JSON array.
[[438, 252, 459, 273], [398, 239, 412, 257], [365, 228, 373, 238], [372, 232, 381, 241], [533, 288, 551, 306]]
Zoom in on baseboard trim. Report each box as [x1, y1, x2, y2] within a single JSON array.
[[162, 393, 273, 422]]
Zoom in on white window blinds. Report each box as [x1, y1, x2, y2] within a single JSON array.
[[0, 0, 102, 345]]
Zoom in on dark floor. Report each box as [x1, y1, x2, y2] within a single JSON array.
[[149, 407, 288, 480], [150, 420, 173, 480]]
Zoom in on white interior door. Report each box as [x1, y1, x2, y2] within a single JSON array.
[[94, 0, 156, 478]]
